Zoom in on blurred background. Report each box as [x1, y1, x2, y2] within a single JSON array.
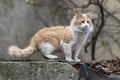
[[0, 0, 120, 62]]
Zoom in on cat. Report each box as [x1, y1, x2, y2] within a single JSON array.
[[8, 12, 94, 62]]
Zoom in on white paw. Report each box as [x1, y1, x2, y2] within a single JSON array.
[[66, 58, 74, 62], [46, 55, 58, 59], [74, 58, 81, 62], [51, 55, 58, 59]]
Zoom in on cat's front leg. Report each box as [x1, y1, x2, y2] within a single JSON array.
[[74, 44, 82, 62], [62, 43, 73, 62]]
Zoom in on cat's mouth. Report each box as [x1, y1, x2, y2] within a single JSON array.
[[81, 26, 93, 32], [81, 27, 88, 31]]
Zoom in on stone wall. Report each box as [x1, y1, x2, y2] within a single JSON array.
[[0, 61, 78, 80]]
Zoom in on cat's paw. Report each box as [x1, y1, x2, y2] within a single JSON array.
[[74, 58, 81, 62], [50, 55, 58, 59], [44, 54, 58, 60], [66, 58, 74, 62]]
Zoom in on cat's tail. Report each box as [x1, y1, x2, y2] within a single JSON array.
[[8, 44, 36, 60]]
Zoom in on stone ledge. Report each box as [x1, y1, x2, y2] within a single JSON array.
[[0, 61, 78, 80]]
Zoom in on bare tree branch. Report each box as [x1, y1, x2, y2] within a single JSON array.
[[87, 0, 105, 60], [103, 7, 120, 24]]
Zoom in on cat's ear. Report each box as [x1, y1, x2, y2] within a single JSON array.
[[76, 10, 82, 16], [76, 10, 82, 17], [86, 12, 98, 24], [74, 11, 82, 19]]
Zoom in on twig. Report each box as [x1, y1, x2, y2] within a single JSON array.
[[103, 7, 120, 24], [91, 0, 105, 60]]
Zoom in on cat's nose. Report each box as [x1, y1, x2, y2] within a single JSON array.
[[85, 25, 88, 28]]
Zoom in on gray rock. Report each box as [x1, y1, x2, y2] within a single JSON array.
[[0, 61, 78, 80]]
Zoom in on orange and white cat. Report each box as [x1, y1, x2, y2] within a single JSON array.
[[8, 12, 94, 62]]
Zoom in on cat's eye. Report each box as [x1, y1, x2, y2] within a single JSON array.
[[87, 21, 90, 23], [81, 21, 85, 23]]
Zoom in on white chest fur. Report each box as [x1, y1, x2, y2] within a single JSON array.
[[69, 25, 93, 53], [78, 31, 90, 45], [69, 27, 90, 46]]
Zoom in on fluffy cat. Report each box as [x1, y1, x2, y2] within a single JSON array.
[[8, 12, 94, 62]]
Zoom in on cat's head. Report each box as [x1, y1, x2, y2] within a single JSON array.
[[70, 12, 94, 32]]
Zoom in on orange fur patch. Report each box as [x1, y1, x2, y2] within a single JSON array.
[[30, 26, 73, 48]]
